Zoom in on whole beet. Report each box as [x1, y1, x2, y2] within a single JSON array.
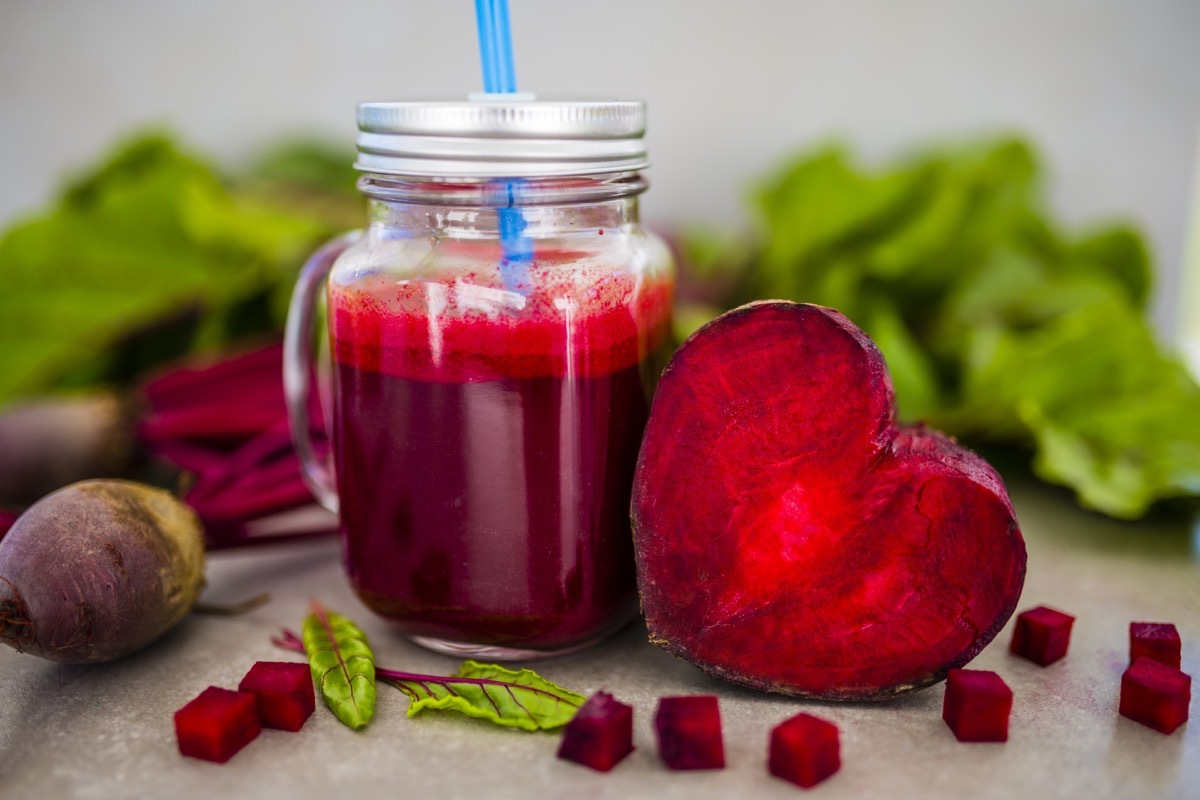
[[0, 480, 205, 663]]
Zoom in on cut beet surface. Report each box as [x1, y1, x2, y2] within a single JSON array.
[[1120, 658, 1191, 735], [942, 669, 1012, 743], [238, 661, 316, 732], [557, 691, 635, 772], [174, 686, 262, 763], [1130, 623, 1182, 670], [1010, 606, 1075, 666], [632, 302, 1027, 699], [769, 712, 840, 789], [655, 695, 725, 770]]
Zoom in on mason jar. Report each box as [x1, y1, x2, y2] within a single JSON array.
[[285, 99, 674, 659]]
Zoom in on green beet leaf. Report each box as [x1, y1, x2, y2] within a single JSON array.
[[302, 602, 377, 730], [382, 660, 586, 731], [682, 135, 1200, 519], [0, 133, 347, 405], [956, 301, 1200, 518], [246, 138, 359, 196]]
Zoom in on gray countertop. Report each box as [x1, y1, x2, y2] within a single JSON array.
[[1, 479, 1197, 800]]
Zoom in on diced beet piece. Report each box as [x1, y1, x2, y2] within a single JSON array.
[[238, 661, 316, 732], [768, 712, 840, 789], [1009, 606, 1075, 666], [655, 695, 725, 770], [1130, 623, 1182, 670], [556, 691, 634, 772], [174, 686, 262, 763], [632, 303, 1026, 700], [942, 669, 1012, 743], [1120, 658, 1191, 734]]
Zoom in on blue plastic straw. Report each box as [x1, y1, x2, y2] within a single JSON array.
[[474, 0, 529, 291], [475, 0, 517, 93]]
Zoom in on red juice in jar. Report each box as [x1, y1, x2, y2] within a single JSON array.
[[284, 99, 673, 658], [328, 248, 672, 653]]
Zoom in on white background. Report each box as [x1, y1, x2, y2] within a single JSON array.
[[1, 0, 1197, 334]]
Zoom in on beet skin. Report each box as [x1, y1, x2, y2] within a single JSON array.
[[632, 302, 1026, 700], [0, 480, 205, 663]]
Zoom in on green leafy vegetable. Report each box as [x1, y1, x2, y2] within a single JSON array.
[[950, 300, 1200, 516], [246, 138, 359, 196], [272, 628, 585, 731], [680, 137, 1200, 519], [382, 659, 586, 731], [301, 602, 376, 730], [0, 133, 353, 405]]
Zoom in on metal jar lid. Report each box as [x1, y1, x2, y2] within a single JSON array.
[[355, 98, 648, 178]]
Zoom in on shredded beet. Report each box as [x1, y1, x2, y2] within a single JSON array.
[[769, 712, 841, 789], [1120, 658, 1191, 735], [633, 302, 1026, 700], [174, 686, 262, 763], [941, 669, 1012, 743], [238, 661, 316, 732], [557, 691, 635, 772], [138, 342, 334, 550], [654, 695, 725, 770], [1010, 606, 1075, 666], [1130, 623, 1182, 670]]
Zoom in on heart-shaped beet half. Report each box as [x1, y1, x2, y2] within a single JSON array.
[[632, 302, 1026, 700]]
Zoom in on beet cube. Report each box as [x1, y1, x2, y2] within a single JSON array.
[[1009, 605, 1074, 666], [942, 669, 1012, 742], [768, 713, 840, 789], [1120, 658, 1191, 734], [1130, 623, 1182, 670], [238, 661, 315, 732], [174, 686, 261, 763], [655, 695, 725, 770], [557, 691, 634, 772]]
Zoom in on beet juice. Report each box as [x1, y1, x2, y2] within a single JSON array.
[[329, 262, 671, 653], [284, 99, 674, 657]]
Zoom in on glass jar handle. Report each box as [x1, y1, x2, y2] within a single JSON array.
[[283, 231, 359, 514]]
